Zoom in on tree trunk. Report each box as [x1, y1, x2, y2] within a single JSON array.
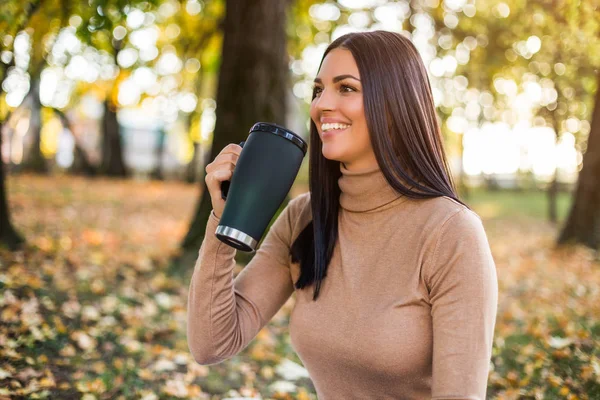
[[548, 173, 558, 223], [547, 93, 562, 223], [181, 0, 290, 251], [185, 141, 201, 183], [53, 109, 96, 177], [185, 62, 204, 184], [150, 128, 166, 180], [21, 77, 48, 174], [558, 71, 600, 249], [0, 118, 25, 250], [71, 138, 97, 177], [185, 112, 201, 184], [100, 99, 128, 177]]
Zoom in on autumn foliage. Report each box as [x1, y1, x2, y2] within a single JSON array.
[[0, 175, 599, 399]]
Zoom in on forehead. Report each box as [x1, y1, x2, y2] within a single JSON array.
[[316, 48, 360, 79]]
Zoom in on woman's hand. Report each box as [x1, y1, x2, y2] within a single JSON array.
[[204, 143, 243, 219]]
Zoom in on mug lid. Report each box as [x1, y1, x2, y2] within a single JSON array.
[[249, 122, 308, 155]]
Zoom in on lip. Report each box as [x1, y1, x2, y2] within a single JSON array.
[[320, 117, 351, 124], [321, 125, 349, 139]]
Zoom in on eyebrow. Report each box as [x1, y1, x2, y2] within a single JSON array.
[[313, 74, 361, 84]]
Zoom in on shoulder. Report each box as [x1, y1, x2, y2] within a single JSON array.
[[285, 192, 311, 221], [422, 197, 491, 264], [288, 191, 311, 210], [414, 196, 490, 267], [415, 195, 483, 232], [421, 197, 495, 289], [279, 192, 312, 240]]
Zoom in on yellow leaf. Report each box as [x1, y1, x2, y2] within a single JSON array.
[[506, 370, 519, 386], [89, 378, 106, 394], [58, 382, 71, 390], [71, 331, 97, 351], [39, 376, 56, 388], [548, 375, 562, 387], [296, 389, 312, 400], [137, 368, 154, 380], [580, 365, 594, 380], [1, 308, 18, 322], [113, 359, 124, 370], [59, 344, 76, 357], [260, 366, 274, 380], [91, 362, 105, 374], [53, 316, 66, 334]]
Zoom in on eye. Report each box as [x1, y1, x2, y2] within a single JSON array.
[[340, 84, 356, 93], [312, 85, 323, 96]]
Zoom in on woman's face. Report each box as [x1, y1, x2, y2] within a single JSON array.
[[310, 48, 377, 171]]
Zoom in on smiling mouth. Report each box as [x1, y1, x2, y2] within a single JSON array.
[[321, 123, 351, 133]]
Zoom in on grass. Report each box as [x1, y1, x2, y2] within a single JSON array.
[[464, 188, 573, 222]]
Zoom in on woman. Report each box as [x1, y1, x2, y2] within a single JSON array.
[[188, 30, 498, 399]]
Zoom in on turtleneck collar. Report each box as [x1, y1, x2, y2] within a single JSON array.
[[338, 162, 404, 212]]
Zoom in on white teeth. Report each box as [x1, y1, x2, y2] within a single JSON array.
[[321, 123, 350, 132]]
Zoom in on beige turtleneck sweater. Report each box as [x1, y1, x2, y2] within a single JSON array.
[[187, 163, 498, 399]]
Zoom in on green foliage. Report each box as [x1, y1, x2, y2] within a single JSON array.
[[0, 0, 41, 83], [451, 0, 600, 139], [0, 0, 40, 39], [75, 0, 160, 52]]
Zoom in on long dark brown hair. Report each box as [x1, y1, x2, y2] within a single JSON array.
[[291, 30, 468, 301]]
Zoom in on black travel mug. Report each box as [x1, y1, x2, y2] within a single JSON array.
[[216, 122, 308, 252]]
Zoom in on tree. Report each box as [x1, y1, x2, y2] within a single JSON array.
[[0, 0, 42, 249], [181, 0, 290, 252], [6, 0, 75, 174], [53, 108, 97, 177], [0, 111, 25, 250], [522, 0, 599, 223], [438, 0, 599, 222], [74, 0, 151, 178], [559, 70, 600, 250], [158, 0, 224, 183]]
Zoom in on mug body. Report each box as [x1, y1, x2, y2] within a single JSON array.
[[216, 123, 307, 252]]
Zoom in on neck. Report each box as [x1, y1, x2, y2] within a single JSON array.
[[337, 162, 404, 212], [341, 158, 378, 173]]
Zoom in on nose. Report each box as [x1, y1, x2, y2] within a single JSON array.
[[313, 87, 336, 113]]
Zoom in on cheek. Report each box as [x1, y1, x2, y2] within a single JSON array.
[[347, 99, 365, 123], [344, 98, 365, 124], [347, 102, 367, 134], [347, 101, 371, 151], [309, 101, 318, 123]]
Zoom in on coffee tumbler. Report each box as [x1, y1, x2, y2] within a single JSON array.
[[216, 122, 308, 252]]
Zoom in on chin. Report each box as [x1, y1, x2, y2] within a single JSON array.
[[320, 147, 345, 163]]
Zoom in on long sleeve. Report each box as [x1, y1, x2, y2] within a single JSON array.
[[187, 196, 302, 365], [424, 208, 498, 400]]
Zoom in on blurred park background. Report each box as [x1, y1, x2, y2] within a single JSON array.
[[1, 0, 599, 399]]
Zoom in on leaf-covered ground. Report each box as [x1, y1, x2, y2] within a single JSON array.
[[1, 174, 599, 399]]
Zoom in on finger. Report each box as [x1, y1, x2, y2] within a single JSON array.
[[212, 170, 233, 198], [215, 152, 239, 166], [206, 159, 237, 174], [222, 143, 243, 155], [205, 152, 239, 173], [206, 169, 233, 192]]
